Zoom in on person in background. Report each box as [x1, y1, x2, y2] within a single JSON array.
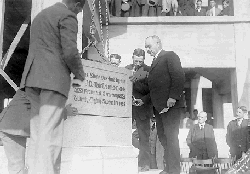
[[186, 111, 218, 159], [182, 111, 193, 129], [0, 89, 78, 174], [179, 0, 196, 16], [194, 0, 206, 16], [142, 0, 158, 16], [110, 54, 122, 67], [121, 0, 131, 17], [130, 0, 142, 17], [226, 106, 250, 160], [161, 0, 179, 16], [193, 109, 199, 124], [206, 0, 221, 16], [125, 48, 153, 172], [219, 0, 232, 16]]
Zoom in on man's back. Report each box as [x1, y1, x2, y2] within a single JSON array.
[[21, 3, 83, 97]]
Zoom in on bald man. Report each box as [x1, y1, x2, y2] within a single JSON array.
[[134, 35, 185, 174], [186, 111, 218, 160]]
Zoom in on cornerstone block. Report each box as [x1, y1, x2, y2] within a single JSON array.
[[61, 60, 137, 174]]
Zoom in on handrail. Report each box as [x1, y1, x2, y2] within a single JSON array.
[[109, 16, 250, 25]]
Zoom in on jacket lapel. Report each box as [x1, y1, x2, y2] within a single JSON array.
[[150, 50, 163, 72], [242, 119, 248, 127]]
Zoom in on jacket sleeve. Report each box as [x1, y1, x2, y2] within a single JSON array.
[[59, 14, 85, 81], [167, 52, 185, 100], [186, 127, 193, 147], [226, 122, 232, 147]]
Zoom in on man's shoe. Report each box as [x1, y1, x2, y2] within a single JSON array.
[[159, 171, 168, 174]]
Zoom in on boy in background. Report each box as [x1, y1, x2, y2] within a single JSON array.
[[226, 106, 250, 160]]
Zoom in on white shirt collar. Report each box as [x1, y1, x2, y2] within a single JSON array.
[[197, 7, 201, 12], [212, 6, 215, 16], [155, 49, 163, 59], [199, 122, 205, 129], [237, 118, 244, 126]]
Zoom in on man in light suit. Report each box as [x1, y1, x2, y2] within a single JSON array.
[[186, 111, 218, 159], [0, 89, 78, 174], [20, 0, 86, 173], [206, 0, 221, 16], [134, 35, 185, 174]]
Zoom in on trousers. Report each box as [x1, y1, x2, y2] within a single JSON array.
[[0, 132, 27, 174], [155, 107, 182, 174], [25, 87, 66, 174]]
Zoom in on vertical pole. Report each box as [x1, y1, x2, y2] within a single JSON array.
[[77, 12, 83, 52], [0, 0, 5, 62]]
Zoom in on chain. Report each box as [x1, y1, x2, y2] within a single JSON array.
[[81, 0, 96, 57], [105, 0, 110, 60], [98, 0, 105, 53], [80, 0, 110, 64]]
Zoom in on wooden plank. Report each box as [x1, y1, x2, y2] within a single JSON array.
[[0, 69, 18, 91], [0, 0, 5, 63], [1, 23, 29, 70]]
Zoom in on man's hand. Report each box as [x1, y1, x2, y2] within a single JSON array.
[[129, 68, 148, 83], [65, 104, 78, 116], [72, 78, 82, 87], [72, 71, 85, 87], [167, 98, 176, 108], [133, 99, 144, 106]]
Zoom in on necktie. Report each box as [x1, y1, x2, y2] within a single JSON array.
[[237, 120, 241, 126], [200, 124, 204, 130], [151, 122, 156, 131]]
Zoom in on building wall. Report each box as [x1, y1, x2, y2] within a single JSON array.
[[101, 23, 236, 68]]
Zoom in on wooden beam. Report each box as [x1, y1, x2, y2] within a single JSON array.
[[0, 0, 5, 63], [0, 69, 18, 91], [1, 23, 29, 70]]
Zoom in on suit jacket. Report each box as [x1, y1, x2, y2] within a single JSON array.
[[125, 64, 153, 120], [0, 90, 31, 137], [20, 3, 85, 97], [226, 119, 250, 155], [194, 8, 206, 16], [186, 123, 218, 158], [142, 50, 185, 113], [218, 6, 232, 16], [206, 7, 221, 16], [0, 90, 68, 137]]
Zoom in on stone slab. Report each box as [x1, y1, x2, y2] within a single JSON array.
[[63, 115, 132, 147], [60, 146, 137, 174], [67, 60, 132, 118]]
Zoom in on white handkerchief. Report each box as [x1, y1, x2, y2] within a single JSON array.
[[159, 108, 169, 114]]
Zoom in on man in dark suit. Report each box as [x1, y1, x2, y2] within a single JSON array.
[[226, 106, 250, 160], [186, 111, 218, 159], [134, 35, 185, 174], [194, 0, 206, 16], [125, 48, 153, 172], [19, 0, 86, 173]]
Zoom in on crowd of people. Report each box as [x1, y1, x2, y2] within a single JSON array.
[[107, 0, 234, 17]]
